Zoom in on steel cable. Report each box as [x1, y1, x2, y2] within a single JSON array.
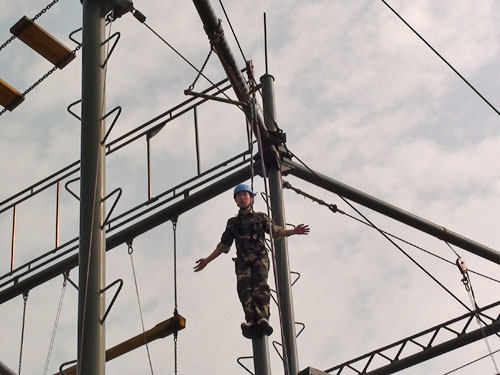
[[380, 0, 500, 117], [282, 180, 500, 285], [43, 277, 67, 375], [218, 0, 247, 65], [128, 242, 155, 375], [284, 147, 497, 323], [18, 292, 29, 375]]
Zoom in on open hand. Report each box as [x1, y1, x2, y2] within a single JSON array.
[[193, 258, 209, 272], [294, 224, 310, 235]]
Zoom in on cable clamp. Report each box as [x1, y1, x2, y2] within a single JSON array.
[[126, 239, 134, 254], [456, 257, 471, 291]]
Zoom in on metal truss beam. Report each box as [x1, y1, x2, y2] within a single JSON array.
[[284, 160, 500, 265], [323, 299, 500, 375], [0, 164, 251, 305]]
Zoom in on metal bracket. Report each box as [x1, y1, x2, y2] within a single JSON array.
[[291, 271, 301, 287], [272, 340, 284, 362], [58, 359, 77, 375], [102, 106, 122, 145], [63, 270, 78, 291], [100, 278, 123, 323], [65, 177, 81, 201], [69, 27, 82, 47], [67, 99, 82, 121], [236, 355, 255, 375], [102, 187, 122, 227], [101, 32, 121, 68], [272, 321, 305, 362], [295, 321, 306, 337]]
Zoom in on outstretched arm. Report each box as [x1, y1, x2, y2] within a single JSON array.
[[274, 223, 310, 239], [193, 243, 227, 272]]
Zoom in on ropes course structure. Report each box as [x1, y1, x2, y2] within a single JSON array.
[[1, 1, 499, 375]]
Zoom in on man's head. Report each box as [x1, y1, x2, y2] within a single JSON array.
[[234, 184, 254, 210]]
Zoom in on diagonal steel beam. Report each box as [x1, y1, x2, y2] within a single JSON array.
[[284, 159, 500, 265]]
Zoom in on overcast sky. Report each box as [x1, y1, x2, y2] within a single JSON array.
[[1, 1, 500, 374]]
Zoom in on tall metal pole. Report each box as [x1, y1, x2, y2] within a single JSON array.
[[78, 0, 106, 374], [261, 74, 299, 375], [252, 336, 272, 375]]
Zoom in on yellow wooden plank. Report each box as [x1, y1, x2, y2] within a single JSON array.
[[10, 16, 75, 69], [0, 78, 24, 111], [54, 315, 186, 375]]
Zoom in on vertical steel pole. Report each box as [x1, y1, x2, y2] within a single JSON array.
[[261, 74, 299, 375], [79, 0, 106, 374], [10, 206, 16, 272], [252, 336, 272, 375]]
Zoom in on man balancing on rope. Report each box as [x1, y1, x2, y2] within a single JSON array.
[[193, 183, 310, 339]]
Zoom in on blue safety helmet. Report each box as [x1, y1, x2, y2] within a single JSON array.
[[234, 184, 254, 198]]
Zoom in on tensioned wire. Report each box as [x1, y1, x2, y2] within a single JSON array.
[[380, 0, 500, 118]]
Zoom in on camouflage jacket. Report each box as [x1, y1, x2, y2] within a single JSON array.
[[219, 210, 279, 262]]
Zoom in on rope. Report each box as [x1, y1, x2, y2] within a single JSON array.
[[18, 292, 29, 375], [127, 241, 155, 375], [43, 276, 68, 375], [171, 217, 179, 375], [380, 0, 500, 118]]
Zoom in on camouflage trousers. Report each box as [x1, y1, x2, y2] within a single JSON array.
[[235, 255, 271, 323]]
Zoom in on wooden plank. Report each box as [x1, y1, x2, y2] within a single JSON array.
[[10, 16, 75, 69], [0, 78, 24, 111], [55, 314, 186, 375]]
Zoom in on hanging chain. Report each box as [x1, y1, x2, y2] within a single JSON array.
[[18, 292, 29, 375], [0, 0, 60, 53], [0, 35, 16, 53], [187, 47, 213, 91], [32, 0, 61, 22], [0, 44, 81, 118]]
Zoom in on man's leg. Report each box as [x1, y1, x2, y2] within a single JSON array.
[[252, 256, 271, 321], [235, 258, 256, 323]]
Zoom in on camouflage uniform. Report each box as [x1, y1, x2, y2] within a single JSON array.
[[219, 210, 279, 323]]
